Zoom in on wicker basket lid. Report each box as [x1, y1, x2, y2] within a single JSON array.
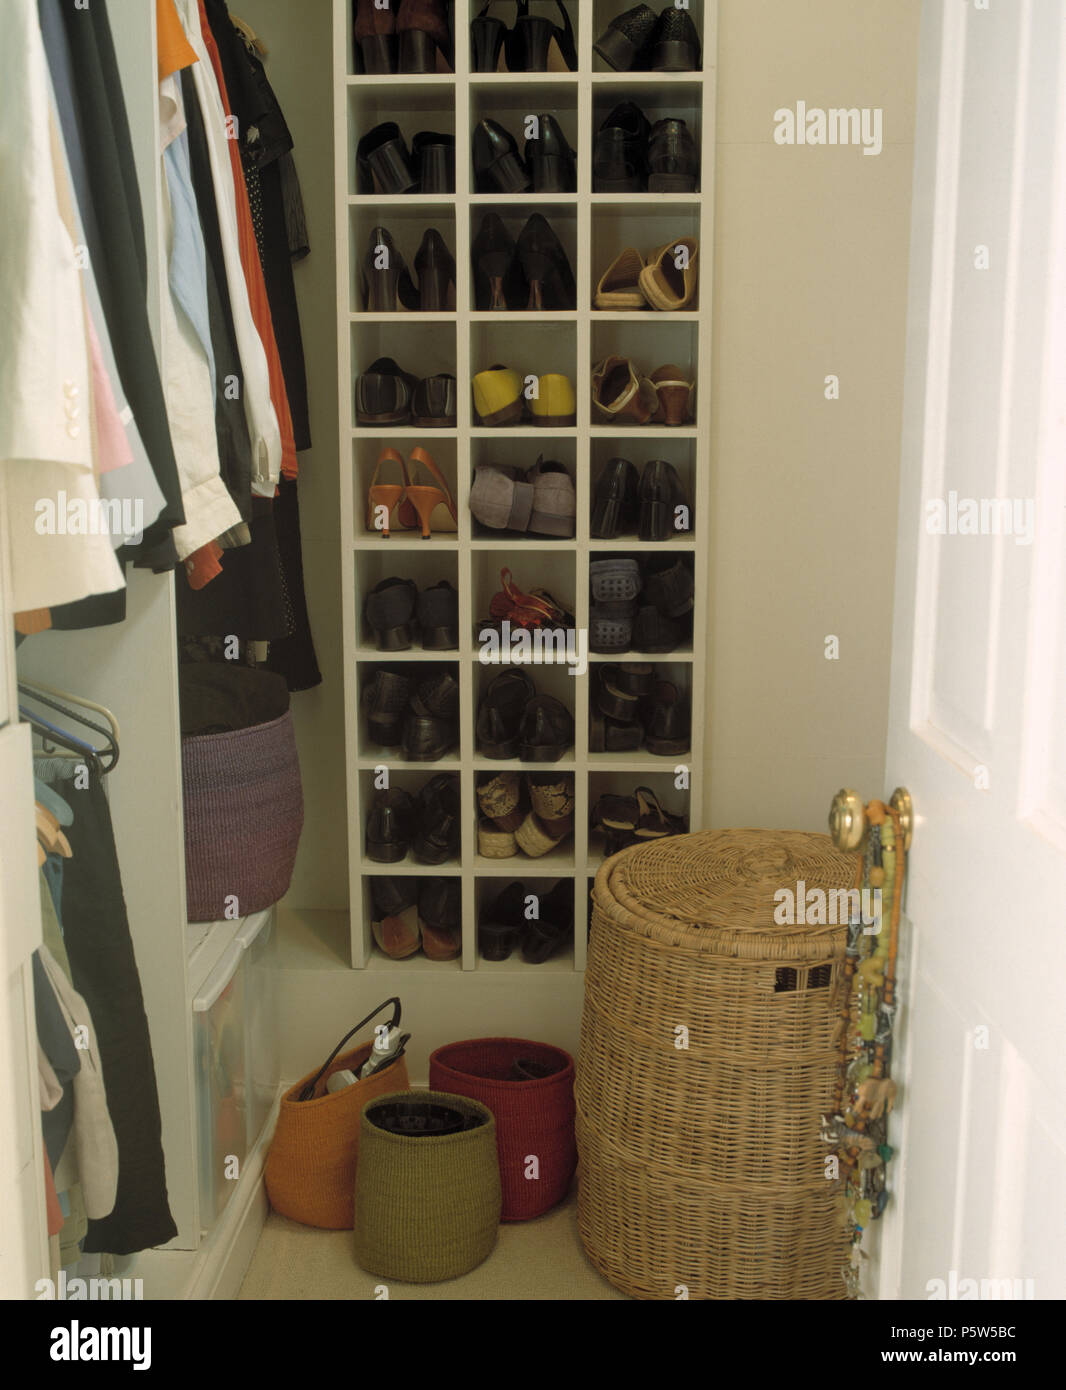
[[593, 828, 857, 961]]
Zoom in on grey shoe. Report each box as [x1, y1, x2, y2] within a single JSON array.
[[526, 456, 576, 537], [589, 557, 642, 603], [469, 465, 534, 531]]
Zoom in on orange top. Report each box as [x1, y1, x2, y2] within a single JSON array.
[[157, 0, 199, 80], [196, 0, 298, 482]]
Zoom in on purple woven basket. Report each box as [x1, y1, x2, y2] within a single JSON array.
[[182, 711, 304, 923]]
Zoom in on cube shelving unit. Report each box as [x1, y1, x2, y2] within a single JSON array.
[[334, 0, 715, 972]]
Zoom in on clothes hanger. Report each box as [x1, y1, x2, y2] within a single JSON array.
[[18, 684, 119, 773], [20, 707, 106, 779], [35, 803, 72, 859]]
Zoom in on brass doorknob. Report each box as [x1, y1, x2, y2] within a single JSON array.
[[829, 788, 866, 851], [890, 787, 914, 851]]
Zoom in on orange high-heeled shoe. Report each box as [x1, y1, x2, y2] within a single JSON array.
[[367, 446, 417, 536], [404, 446, 458, 537]]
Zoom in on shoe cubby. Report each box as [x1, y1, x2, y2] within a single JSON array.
[[471, 548, 577, 645], [354, 549, 461, 654], [474, 877, 576, 972], [591, 0, 705, 76], [349, 204, 458, 314], [589, 436, 695, 544], [355, 660, 462, 764], [588, 658, 692, 763], [590, 319, 698, 429], [588, 549, 695, 656], [590, 205, 700, 312], [469, 203, 578, 313], [468, 0, 579, 78], [357, 876, 465, 970], [473, 777, 577, 874], [586, 768, 691, 868], [470, 320, 577, 429], [348, 86, 458, 197], [473, 659, 578, 764], [470, 86, 579, 198], [358, 767, 464, 868], [353, 436, 461, 545], [469, 437, 578, 542], [338, 2, 715, 973]]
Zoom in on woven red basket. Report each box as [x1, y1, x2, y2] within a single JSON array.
[[429, 1037, 576, 1221]]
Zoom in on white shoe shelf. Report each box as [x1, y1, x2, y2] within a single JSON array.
[[333, 0, 716, 971]]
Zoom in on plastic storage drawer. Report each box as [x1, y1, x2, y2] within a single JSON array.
[[236, 908, 278, 1149], [193, 941, 248, 1229]]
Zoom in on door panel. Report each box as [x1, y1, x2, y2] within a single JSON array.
[[885, 0, 1066, 1299]]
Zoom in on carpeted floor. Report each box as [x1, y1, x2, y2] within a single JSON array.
[[238, 1188, 628, 1300]]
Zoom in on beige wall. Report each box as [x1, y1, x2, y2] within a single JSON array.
[[707, 0, 922, 831], [245, 0, 923, 910]]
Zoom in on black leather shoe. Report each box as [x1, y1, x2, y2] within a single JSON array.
[[412, 374, 457, 428], [594, 664, 641, 721], [416, 581, 459, 649], [477, 669, 536, 758], [356, 357, 417, 426], [361, 227, 420, 312], [365, 787, 415, 862], [411, 669, 461, 719], [647, 117, 698, 192], [515, 214, 575, 309], [642, 555, 694, 616], [479, 880, 526, 960], [638, 460, 687, 541], [471, 212, 525, 310], [473, 118, 531, 193], [647, 5, 701, 71], [402, 712, 458, 761], [364, 667, 414, 745], [412, 130, 455, 192], [593, 102, 650, 193], [521, 879, 572, 963], [413, 228, 456, 310], [357, 122, 417, 194], [508, 0, 576, 72], [593, 3, 657, 71], [590, 706, 644, 753], [412, 773, 461, 862], [519, 694, 574, 761], [365, 576, 418, 650], [591, 457, 639, 538], [632, 604, 685, 653], [643, 679, 690, 755], [525, 114, 575, 192]]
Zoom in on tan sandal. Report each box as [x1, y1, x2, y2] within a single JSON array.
[[649, 365, 695, 425], [528, 773, 575, 834], [478, 818, 517, 857], [594, 247, 645, 310], [477, 771, 525, 830], [638, 237, 699, 311], [515, 810, 571, 858]]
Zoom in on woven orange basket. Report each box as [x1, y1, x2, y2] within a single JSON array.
[[577, 828, 855, 1300]]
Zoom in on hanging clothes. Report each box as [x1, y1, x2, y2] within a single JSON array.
[[203, 0, 311, 451], [37, 0, 186, 566], [174, 0, 282, 499], [35, 763, 176, 1256], [0, 1, 125, 615]]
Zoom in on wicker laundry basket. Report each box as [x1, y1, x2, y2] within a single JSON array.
[[182, 711, 304, 923], [429, 1038, 576, 1221], [577, 828, 855, 1300], [354, 1091, 501, 1283]]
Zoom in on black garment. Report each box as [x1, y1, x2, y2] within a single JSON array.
[[49, 591, 127, 631], [203, 0, 311, 450], [33, 953, 79, 1172], [176, 497, 288, 641], [264, 478, 322, 691], [178, 662, 290, 737], [37, 0, 184, 568], [37, 770, 177, 1256], [278, 152, 309, 261], [179, 66, 253, 525]]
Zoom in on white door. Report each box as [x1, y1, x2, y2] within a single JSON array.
[[881, 0, 1066, 1301]]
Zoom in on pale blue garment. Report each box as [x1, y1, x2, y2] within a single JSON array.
[[164, 126, 216, 400], [35, 778, 73, 826]]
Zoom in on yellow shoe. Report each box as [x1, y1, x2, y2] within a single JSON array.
[[472, 365, 524, 426], [528, 372, 576, 427]]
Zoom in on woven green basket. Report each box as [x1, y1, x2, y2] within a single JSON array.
[[354, 1091, 501, 1283]]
